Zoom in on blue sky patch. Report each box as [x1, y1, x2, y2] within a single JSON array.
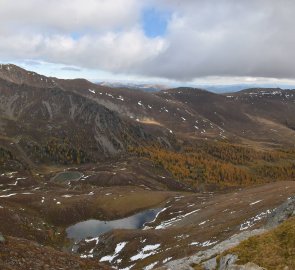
[[71, 32, 83, 40], [142, 8, 170, 38]]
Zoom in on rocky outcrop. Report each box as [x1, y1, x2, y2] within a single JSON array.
[[266, 195, 295, 228]]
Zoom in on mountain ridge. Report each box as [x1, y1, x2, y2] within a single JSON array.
[[1, 64, 295, 149]]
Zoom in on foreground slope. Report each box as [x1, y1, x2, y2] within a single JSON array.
[[219, 216, 295, 269]]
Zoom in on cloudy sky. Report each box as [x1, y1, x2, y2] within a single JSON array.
[[1, 0, 295, 87]]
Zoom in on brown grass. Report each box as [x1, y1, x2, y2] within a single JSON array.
[[221, 217, 295, 269], [94, 191, 170, 217], [137, 117, 163, 126], [43, 190, 170, 226]]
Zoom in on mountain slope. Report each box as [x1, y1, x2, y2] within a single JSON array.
[[2, 64, 295, 149], [0, 67, 175, 167]]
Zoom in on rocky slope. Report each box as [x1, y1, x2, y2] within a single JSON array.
[[159, 196, 295, 270], [0, 65, 176, 167]]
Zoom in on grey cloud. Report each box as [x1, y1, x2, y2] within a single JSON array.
[[136, 0, 295, 80], [1, 0, 295, 81]]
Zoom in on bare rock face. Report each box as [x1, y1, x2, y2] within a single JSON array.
[[266, 195, 295, 228], [218, 254, 238, 269], [202, 257, 218, 270]]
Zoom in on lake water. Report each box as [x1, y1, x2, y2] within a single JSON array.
[[66, 208, 161, 241]]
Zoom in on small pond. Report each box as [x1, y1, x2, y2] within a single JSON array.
[[52, 171, 83, 182], [66, 208, 161, 241]]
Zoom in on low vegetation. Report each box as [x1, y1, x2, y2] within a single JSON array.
[[129, 141, 295, 190], [0, 147, 24, 172], [0, 147, 13, 162], [220, 217, 295, 269], [42, 189, 170, 226], [22, 137, 90, 165]]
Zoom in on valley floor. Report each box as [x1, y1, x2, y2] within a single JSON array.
[[0, 164, 294, 269]]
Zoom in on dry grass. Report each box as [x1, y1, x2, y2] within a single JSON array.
[[0, 235, 109, 269], [94, 191, 170, 217], [42, 189, 170, 226], [137, 117, 163, 126], [192, 264, 205, 270], [221, 217, 295, 269]]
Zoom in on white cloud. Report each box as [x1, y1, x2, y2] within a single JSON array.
[[0, 29, 167, 72], [0, 0, 166, 74], [0, 0, 142, 32]]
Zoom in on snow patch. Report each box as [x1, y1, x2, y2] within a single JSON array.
[[0, 193, 17, 198], [199, 220, 209, 226], [240, 209, 272, 231], [100, 242, 128, 263], [130, 244, 161, 261], [155, 209, 200, 229], [189, 240, 218, 247], [249, 200, 262, 206], [62, 195, 73, 198], [85, 236, 100, 245], [144, 207, 169, 228], [143, 262, 158, 270], [163, 257, 172, 264]]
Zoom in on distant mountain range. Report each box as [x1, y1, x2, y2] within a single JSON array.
[[204, 84, 295, 93], [97, 81, 169, 92], [96, 80, 295, 93]]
